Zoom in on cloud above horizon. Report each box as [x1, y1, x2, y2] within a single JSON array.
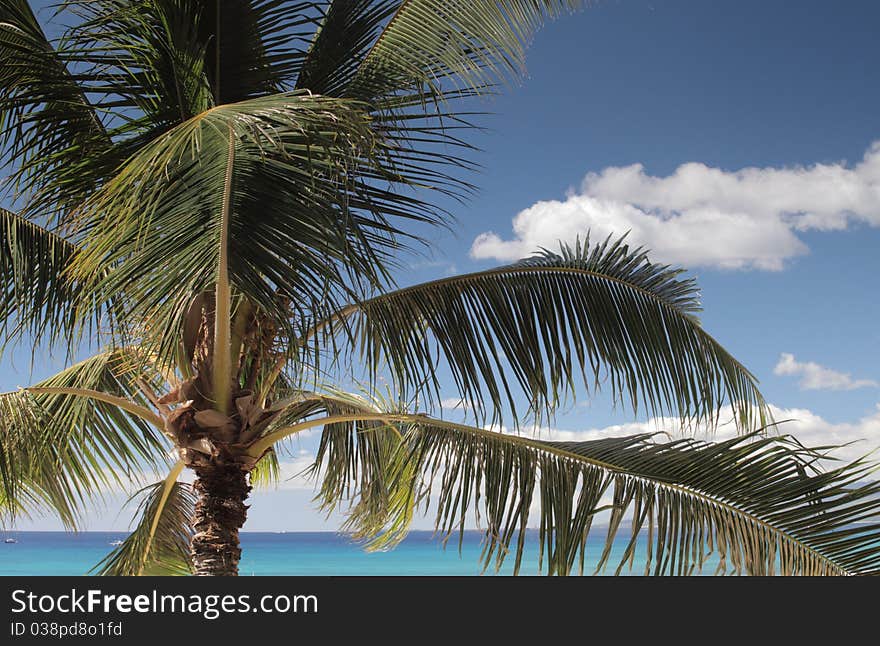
[[514, 402, 880, 464], [471, 142, 880, 270], [773, 353, 878, 391]]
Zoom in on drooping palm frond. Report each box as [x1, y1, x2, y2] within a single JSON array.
[[0, 389, 86, 527], [93, 463, 195, 576], [291, 411, 880, 576], [308, 235, 767, 430], [249, 448, 281, 489], [240, 387, 411, 535], [0, 350, 170, 527]]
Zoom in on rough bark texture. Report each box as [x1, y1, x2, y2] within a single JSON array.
[[191, 462, 250, 576]]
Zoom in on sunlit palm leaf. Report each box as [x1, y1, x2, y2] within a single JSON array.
[[249, 449, 281, 489], [0, 350, 169, 527], [0, 389, 84, 527], [296, 0, 576, 211], [70, 90, 432, 370], [93, 463, 195, 576], [247, 388, 409, 535]]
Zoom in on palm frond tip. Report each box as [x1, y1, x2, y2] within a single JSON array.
[[93, 467, 195, 576]]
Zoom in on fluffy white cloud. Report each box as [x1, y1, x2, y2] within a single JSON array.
[[757, 403, 880, 463], [472, 142, 880, 270], [774, 353, 878, 391]]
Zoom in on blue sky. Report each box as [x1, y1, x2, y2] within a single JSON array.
[[5, 0, 880, 531]]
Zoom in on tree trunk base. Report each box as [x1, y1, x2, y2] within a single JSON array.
[[191, 462, 250, 576]]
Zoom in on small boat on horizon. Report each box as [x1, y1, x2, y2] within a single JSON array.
[[109, 539, 123, 546], [4, 537, 17, 544]]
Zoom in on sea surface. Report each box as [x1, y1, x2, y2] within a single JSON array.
[[0, 530, 670, 576]]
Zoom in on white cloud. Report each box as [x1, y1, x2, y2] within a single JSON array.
[[509, 403, 880, 465], [758, 403, 880, 463], [774, 353, 878, 391], [472, 142, 880, 270]]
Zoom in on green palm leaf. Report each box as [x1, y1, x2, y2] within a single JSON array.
[[0, 350, 169, 527], [296, 0, 399, 96], [63, 0, 319, 110], [70, 90, 425, 371], [345, 0, 585, 100], [309, 235, 768, 429], [246, 387, 414, 536], [0, 0, 110, 218], [0, 207, 127, 355], [249, 448, 281, 489], [292, 411, 880, 576], [0, 207, 94, 353], [93, 462, 196, 576]]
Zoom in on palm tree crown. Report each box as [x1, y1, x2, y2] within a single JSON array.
[[1, 0, 879, 576]]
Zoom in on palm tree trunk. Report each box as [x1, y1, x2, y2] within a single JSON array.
[[190, 462, 250, 576]]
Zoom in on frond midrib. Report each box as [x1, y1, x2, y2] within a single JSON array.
[[408, 417, 853, 575], [349, 0, 416, 84], [530, 437, 850, 576], [0, 208, 81, 253]]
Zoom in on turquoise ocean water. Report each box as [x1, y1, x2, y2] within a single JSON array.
[[0, 530, 670, 576]]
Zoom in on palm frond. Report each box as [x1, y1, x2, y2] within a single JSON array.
[[197, 0, 317, 102], [0, 389, 85, 528], [246, 388, 409, 535], [63, 0, 319, 110], [345, 0, 586, 100], [249, 448, 281, 489], [93, 463, 195, 576], [296, 0, 398, 96], [308, 235, 768, 430], [293, 0, 576, 214], [70, 90, 434, 371], [0, 0, 110, 218], [5, 1, 328, 224], [300, 411, 880, 576], [62, 0, 214, 125], [0, 349, 169, 527], [0, 207, 112, 355]]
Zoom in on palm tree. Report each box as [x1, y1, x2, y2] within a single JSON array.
[[1, 0, 879, 577]]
